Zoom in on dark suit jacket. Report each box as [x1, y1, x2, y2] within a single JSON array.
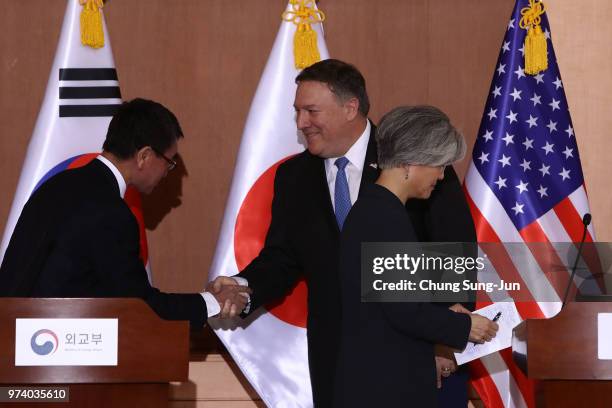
[[238, 124, 476, 407], [335, 183, 470, 407], [0, 159, 207, 327]]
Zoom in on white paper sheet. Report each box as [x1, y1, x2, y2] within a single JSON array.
[[454, 302, 522, 365]]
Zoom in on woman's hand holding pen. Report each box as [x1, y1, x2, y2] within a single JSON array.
[[468, 314, 499, 344]]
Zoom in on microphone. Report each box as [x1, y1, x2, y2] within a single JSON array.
[[561, 213, 592, 307]]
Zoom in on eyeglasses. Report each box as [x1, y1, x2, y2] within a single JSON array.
[[151, 147, 177, 171]]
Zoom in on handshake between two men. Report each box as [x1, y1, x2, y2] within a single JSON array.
[[207, 276, 250, 319]]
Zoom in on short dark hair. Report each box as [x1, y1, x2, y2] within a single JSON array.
[[295, 59, 370, 116], [102, 98, 183, 159]]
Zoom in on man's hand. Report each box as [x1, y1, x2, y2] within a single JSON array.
[[210, 276, 240, 293], [434, 345, 457, 388], [208, 276, 251, 319], [468, 314, 499, 343]]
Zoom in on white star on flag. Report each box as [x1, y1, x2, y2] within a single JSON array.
[[542, 142, 555, 155], [478, 152, 490, 164], [510, 88, 522, 101], [559, 167, 571, 180], [515, 180, 529, 194], [488, 108, 498, 120], [537, 185, 548, 198], [539, 163, 551, 176], [494, 176, 508, 189], [525, 115, 538, 128], [514, 65, 526, 79], [502, 132, 515, 146], [506, 110, 518, 123], [498, 154, 511, 167], [519, 159, 531, 172], [549, 98, 561, 111], [511, 201, 525, 214], [482, 129, 494, 142]]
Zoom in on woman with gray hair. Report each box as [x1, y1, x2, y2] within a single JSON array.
[[334, 106, 497, 407], [376, 105, 466, 201]]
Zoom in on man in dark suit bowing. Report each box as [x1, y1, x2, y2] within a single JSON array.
[[0, 98, 248, 327], [211, 60, 476, 406]]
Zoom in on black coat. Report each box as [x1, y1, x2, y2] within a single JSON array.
[[335, 183, 471, 407], [0, 159, 207, 327], [238, 125, 476, 407]]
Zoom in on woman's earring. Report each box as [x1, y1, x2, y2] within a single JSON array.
[[404, 167, 410, 180]]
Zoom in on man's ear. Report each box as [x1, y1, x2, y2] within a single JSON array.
[[135, 146, 152, 169], [343, 97, 360, 121]]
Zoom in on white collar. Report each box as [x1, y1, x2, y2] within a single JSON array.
[[325, 119, 371, 170], [96, 155, 127, 198]]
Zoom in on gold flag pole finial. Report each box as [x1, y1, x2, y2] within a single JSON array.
[[282, 0, 326, 69], [520, 0, 547, 75], [79, 0, 105, 49]]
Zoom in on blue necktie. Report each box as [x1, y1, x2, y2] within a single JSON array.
[[334, 157, 351, 230]]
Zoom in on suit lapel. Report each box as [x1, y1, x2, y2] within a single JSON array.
[[359, 123, 380, 194], [306, 153, 340, 236]]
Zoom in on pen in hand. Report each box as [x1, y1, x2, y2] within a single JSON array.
[[472, 311, 501, 346]]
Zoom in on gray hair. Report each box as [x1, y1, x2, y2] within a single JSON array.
[[376, 105, 466, 169]]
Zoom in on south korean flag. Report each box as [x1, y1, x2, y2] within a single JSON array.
[[1, 0, 151, 281]]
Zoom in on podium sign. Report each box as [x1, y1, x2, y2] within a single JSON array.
[[15, 318, 118, 366]]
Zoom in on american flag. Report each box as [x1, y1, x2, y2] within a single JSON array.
[[463, 0, 595, 406]]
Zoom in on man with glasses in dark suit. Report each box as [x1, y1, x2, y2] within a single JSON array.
[[0, 98, 249, 327]]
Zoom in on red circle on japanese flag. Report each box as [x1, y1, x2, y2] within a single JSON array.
[[234, 156, 308, 328]]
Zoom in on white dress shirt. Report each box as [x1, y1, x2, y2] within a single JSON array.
[[96, 156, 220, 317], [324, 120, 371, 209]]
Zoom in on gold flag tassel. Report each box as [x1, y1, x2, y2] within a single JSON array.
[[282, 0, 326, 69], [80, 0, 105, 49], [520, 0, 547, 75]]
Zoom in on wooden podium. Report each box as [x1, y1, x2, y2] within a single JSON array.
[[0, 298, 189, 407], [512, 302, 612, 407]]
